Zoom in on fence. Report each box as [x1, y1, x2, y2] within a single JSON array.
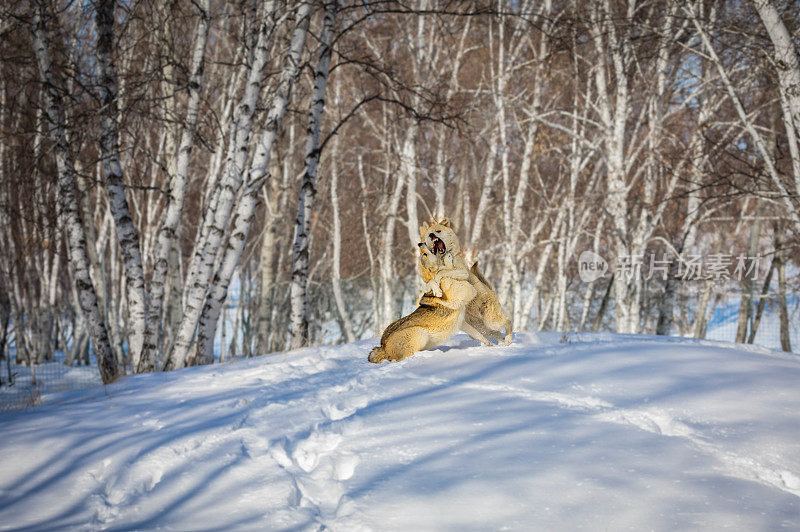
[[0, 350, 100, 412]]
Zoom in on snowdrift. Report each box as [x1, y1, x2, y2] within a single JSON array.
[[1, 333, 799, 530]]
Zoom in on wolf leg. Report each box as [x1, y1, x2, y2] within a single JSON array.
[[368, 346, 386, 363], [479, 324, 505, 344], [483, 305, 513, 346], [460, 321, 492, 346], [502, 319, 513, 345], [465, 312, 505, 345]]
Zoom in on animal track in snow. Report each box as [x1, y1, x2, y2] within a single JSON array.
[[596, 408, 800, 499], [269, 428, 361, 523], [421, 375, 612, 412], [322, 394, 370, 421], [421, 372, 800, 500], [597, 409, 697, 438]]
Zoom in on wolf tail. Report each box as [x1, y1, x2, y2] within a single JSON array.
[[470, 261, 494, 290], [368, 346, 385, 363]]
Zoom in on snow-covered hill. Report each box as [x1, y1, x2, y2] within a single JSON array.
[[1, 333, 799, 530]]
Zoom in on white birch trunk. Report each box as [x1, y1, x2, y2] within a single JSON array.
[[432, 19, 471, 220], [329, 81, 355, 343], [380, 173, 405, 329], [468, 128, 498, 247], [774, 225, 791, 352], [289, 0, 336, 349], [255, 194, 277, 355], [190, 1, 313, 364], [143, 0, 211, 371], [590, 0, 636, 333], [95, 0, 149, 371], [752, 0, 800, 132], [497, 1, 550, 310], [178, 1, 278, 314], [357, 155, 380, 333], [166, 1, 286, 369], [401, 125, 420, 248], [31, 3, 119, 383]]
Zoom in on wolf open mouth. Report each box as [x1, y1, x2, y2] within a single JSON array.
[[430, 234, 446, 255]]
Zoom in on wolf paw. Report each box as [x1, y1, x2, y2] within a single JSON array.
[[424, 281, 442, 298], [367, 348, 385, 363]]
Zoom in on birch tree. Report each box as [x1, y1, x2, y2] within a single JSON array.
[[752, 0, 800, 131], [142, 0, 211, 371], [30, 1, 119, 383], [189, 1, 314, 366], [164, 0, 286, 369], [685, 1, 800, 232], [94, 0, 150, 369], [289, 0, 336, 349]]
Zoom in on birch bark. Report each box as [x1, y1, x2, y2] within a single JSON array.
[[774, 225, 791, 352], [142, 0, 211, 371], [190, 1, 313, 364], [590, 0, 639, 333], [752, 0, 800, 132], [31, 3, 119, 383], [178, 1, 278, 314], [329, 81, 356, 343], [95, 0, 149, 370], [290, 0, 336, 349], [497, 0, 551, 312], [166, 1, 286, 369]]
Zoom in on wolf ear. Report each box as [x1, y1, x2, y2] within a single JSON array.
[[419, 223, 429, 241]]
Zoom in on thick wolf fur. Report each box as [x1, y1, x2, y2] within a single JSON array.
[[368, 261, 476, 364], [418, 245, 468, 299], [465, 261, 513, 345], [419, 218, 513, 346]]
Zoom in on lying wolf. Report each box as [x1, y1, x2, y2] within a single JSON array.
[[420, 218, 512, 345], [368, 246, 476, 363]]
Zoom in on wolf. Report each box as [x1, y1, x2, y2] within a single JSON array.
[[368, 247, 477, 364], [417, 244, 496, 345], [419, 218, 513, 345]]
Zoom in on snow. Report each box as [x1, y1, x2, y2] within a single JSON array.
[[1, 332, 799, 530]]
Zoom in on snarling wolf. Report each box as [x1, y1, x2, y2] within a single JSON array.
[[419, 218, 470, 274], [368, 245, 476, 364], [419, 218, 512, 345]]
